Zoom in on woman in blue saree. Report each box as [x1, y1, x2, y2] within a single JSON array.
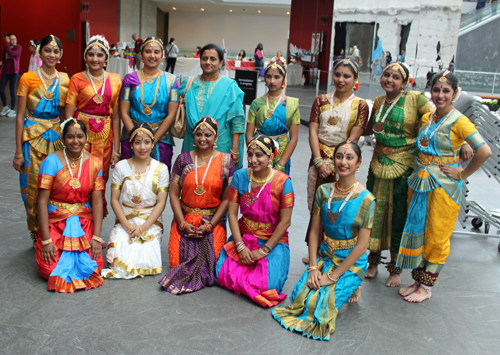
[[13, 35, 69, 242], [245, 61, 300, 175], [180, 44, 245, 169], [273, 140, 375, 340], [119, 36, 179, 172]]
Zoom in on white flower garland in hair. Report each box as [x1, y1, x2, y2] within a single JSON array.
[[87, 34, 109, 49]]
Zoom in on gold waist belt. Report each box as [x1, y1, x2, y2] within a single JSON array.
[[181, 201, 218, 216], [324, 234, 358, 250], [242, 216, 272, 231], [132, 119, 162, 129], [319, 142, 335, 159], [123, 203, 156, 215], [49, 200, 84, 214], [27, 116, 60, 124], [418, 153, 459, 166], [78, 112, 109, 123], [375, 144, 412, 156], [257, 131, 287, 140]]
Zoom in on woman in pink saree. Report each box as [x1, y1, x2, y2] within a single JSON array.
[[216, 135, 294, 307]]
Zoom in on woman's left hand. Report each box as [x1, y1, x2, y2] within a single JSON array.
[[90, 240, 102, 260], [231, 152, 239, 165], [250, 249, 265, 262], [110, 155, 120, 169], [460, 142, 473, 161], [194, 225, 207, 236], [440, 163, 463, 180]]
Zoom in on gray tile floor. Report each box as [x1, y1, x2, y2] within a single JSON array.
[[1, 84, 500, 354]]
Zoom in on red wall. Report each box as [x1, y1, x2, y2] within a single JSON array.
[[0, 0, 118, 75], [289, 0, 334, 82]]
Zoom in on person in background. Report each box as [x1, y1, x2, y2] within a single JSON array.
[[1, 34, 22, 118], [28, 40, 42, 72], [273, 51, 287, 68], [476, 0, 487, 22], [385, 51, 392, 65], [165, 38, 179, 74], [448, 56, 455, 73], [192, 46, 202, 59], [398, 49, 406, 63], [334, 49, 346, 61], [132, 33, 143, 70], [236, 50, 246, 61], [109, 44, 121, 58], [255, 43, 264, 78]]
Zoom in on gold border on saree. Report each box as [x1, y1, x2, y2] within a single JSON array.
[[27, 115, 60, 125], [181, 201, 218, 216], [132, 119, 162, 129], [49, 200, 84, 214], [319, 142, 335, 158], [324, 234, 358, 250], [375, 145, 411, 156], [418, 153, 459, 166], [242, 216, 272, 231], [78, 112, 109, 124]]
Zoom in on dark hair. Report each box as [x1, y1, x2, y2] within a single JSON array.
[[84, 38, 109, 62], [196, 46, 201, 52], [62, 119, 87, 138], [169, 37, 175, 44], [29, 39, 40, 47], [194, 117, 218, 135], [7, 33, 13, 37], [199, 44, 224, 63], [430, 70, 459, 93], [333, 58, 359, 79], [130, 124, 155, 143], [141, 37, 164, 55], [334, 140, 362, 162], [39, 35, 63, 52], [383, 62, 410, 83], [255, 43, 263, 53], [248, 135, 276, 158], [238, 50, 246, 59]]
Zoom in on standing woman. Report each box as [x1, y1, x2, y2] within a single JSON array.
[[101, 124, 169, 279], [36, 118, 104, 292], [303, 59, 369, 263], [216, 135, 295, 307], [181, 44, 245, 169], [365, 63, 433, 286], [159, 117, 235, 294], [65, 35, 122, 210], [13, 35, 69, 242], [245, 61, 299, 175], [165, 37, 179, 74], [28, 40, 42, 72], [397, 71, 491, 302], [120, 36, 180, 172], [273, 141, 375, 340], [254, 43, 264, 78]]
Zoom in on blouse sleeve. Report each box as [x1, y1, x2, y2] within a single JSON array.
[[157, 164, 170, 194], [93, 170, 105, 192], [227, 169, 241, 203], [110, 163, 124, 191], [312, 184, 325, 216], [170, 153, 186, 186], [309, 96, 322, 123], [455, 116, 486, 150], [169, 77, 180, 103], [361, 198, 376, 229], [110, 75, 122, 107], [354, 99, 370, 129], [119, 74, 132, 101], [280, 177, 295, 208], [221, 154, 236, 193], [65, 75, 80, 106], [289, 98, 301, 125], [247, 100, 258, 125], [17, 73, 31, 97], [38, 154, 59, 190], [417, 93, 434, 117]]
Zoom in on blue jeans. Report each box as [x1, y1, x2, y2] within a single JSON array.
[[0, 73, 19, 110]]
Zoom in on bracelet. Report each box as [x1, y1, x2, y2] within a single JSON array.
[[139, 226, 143, 234], [14, 153, 23, 159], [257, 247, 269, 256], [308, 266, 318, 271], [458, 169, 464, 181], [179, 221, 187, 232], [235, 240, 244, 247], [41, 238, 53, 246], [327, 272, 339, 283], [204, 222, 212, 233], [263, 243, 272, 253], [113, 151, 121, 157], [236, 242, 247, 253], [92, 235, 103, 243], [230, 149, 240, 155], [275, 163, 285, 172]]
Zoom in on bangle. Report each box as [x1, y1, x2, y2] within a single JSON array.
[[308, 266, 318, 271], [14, 153, 23, 159], [139, 226, 143, 234], [263, 243, 272, 252], [458, 169, 464, 181], [41, 238, 53, 246], [113, 151, 121, 157], [258, 247, 269, 256], [179, 221, 187, 232], [236, 242, 247, 253], [230, 149, 240, 155], [275, 163, 285, 172], [235, 241, 244, 247], [204, 222, 212, 233], [92, 235, 103, 243], [327, 273, 339, 283]]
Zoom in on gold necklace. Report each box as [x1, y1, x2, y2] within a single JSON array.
[[39, 67, 57, 80], [142, 69, 160, 84], [252, 169, 274, 184], [334, 180, 358, 195], [141, 71, 161, 115], [131, 158, 151, 204]]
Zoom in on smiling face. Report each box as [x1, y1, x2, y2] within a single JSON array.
[[200, 48, 222, 75], [380, 68, 405, 97], [333, 65, 356, 94], [131, 134, 154, 160], [265, 68, 284, 94], [141, 42, 163, 69], [39, 44, 62, 68], [85, 47, 107, 71], [247, 146, 271, 173], [194, 126, 216, 151], [431, 81, 455, 112], [64, 125, 87, 156], [334, 146, 360, 177]]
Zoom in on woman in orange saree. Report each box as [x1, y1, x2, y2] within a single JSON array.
[[159, 117, 235, 294]]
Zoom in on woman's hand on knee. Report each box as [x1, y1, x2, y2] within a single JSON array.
[[42, 243, 57, 264], [90, 240, 102, 260]]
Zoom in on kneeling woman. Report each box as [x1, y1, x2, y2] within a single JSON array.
[[101, 124, 169, 279], [36, 118, 104, 292], [273, 141, 375, 340], [216, 135, 295, 307], [159, 117, 235, 294], [397, 71, 491, 302]]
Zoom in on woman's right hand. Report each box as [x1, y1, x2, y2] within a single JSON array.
[[305, 269, 322, 290], [127, 224, 142, 238], [13, 156, 24, 171], [317, 164, 331, 179], [185, 223, 201, 238], [41, 243, 57, 265], [238, 247, 254, 265]]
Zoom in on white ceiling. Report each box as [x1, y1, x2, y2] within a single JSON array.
[[155, 0, 291, 16]]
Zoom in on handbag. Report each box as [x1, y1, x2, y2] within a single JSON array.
[[171, 76, 194, 138]]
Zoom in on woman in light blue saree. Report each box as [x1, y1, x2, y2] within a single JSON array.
[[180, 44, 245, 169]]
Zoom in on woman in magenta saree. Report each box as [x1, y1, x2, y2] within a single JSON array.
[[216, 135, 294, 307]]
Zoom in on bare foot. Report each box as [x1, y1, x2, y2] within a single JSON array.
[[32, 242, 36, 250], [386, 273, 401, 287], [404, 286, 432, 303], [365, 264, 378, 278], [349, 286, 362, 303], [302, 256, 310, 264], [399, 282, 419, 297]]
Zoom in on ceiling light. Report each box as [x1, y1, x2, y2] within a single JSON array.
[[201, 8, 205, 11], [258, 10, 261, 13], [229, 9, 233, 12], [287, 11, 290, 15], [172, 7, 176, 10]]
